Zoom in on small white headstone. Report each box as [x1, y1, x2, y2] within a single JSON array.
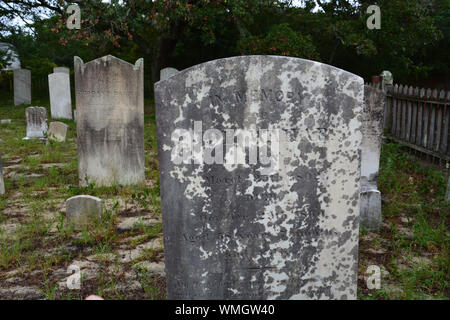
[[160, 67, 179, 81], [48, 121, 68, 142], [24, 106, 48, 139], [66, 195, 103, 227]]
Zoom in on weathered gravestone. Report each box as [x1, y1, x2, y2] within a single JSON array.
[[66, 195, 102, 227], [48, 121, 68, 142], [14, 69, 31, 105], [360, 85, 385, 230], [0, 153, 5, 195], [74, 55, 145, 186], [24, 106, 48, 139], [49, 72, 72, 119], [53, 67, 70, 74], [155, 56, 364, 300], [160, 67, 179, 81]]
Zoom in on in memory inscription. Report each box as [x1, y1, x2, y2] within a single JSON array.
[[155, 56, 363, 300]]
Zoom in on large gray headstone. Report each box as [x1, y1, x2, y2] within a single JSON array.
[[160, 67, 179, 81], [14, 69, 31, 105], [74, 55, 145, 187], [360, 85, 385, 230], [49, 72, 72, 120], [155, 56, 364, 300], [0, 153, 5, 195], [53, 67, 70, 74], [24, 106, 48, 139]]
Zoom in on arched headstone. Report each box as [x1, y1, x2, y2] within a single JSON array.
[[155, 56, 364, 300], [74, 55, 145, 186]]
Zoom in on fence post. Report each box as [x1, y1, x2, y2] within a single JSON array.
[[380, 71, 393, 132]]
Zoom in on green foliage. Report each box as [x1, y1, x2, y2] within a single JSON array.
[[238, 23, 320, 60]]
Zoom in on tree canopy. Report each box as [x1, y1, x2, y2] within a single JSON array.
[[0, 0, 447, 95]]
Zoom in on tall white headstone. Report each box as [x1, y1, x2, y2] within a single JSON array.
[[49, 72, 72, 119], [360, 85, 385, 230]]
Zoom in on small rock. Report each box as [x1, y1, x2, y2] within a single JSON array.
[[133, 261, 165, 275], [116, 216, 159, 232]]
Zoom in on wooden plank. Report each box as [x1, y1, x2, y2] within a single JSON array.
[[423, 89, 431, 147], [435, 90, 445, 152], [428, 90, 438, 150], [406, 86, 413, 141], [417, 88, 425, 147], [411, 87, 419, 144], [392, 85, 398, 135], [391, 97, 397, 135], [401, 85, 407, 139], [442, 91, 450, 155]]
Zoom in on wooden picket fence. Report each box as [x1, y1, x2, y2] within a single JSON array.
[[383, 84, 450, 163]]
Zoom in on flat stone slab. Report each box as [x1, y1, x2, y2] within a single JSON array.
[[24, 106, 48, 139], [48, 121, 68, 142], [65, 195, 103, 226], [155, 56, 364, 300], [1, 119, 12, 124]]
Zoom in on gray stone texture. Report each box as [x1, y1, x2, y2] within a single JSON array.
[[66, 195, 103, 226], [0, 153, 5, 195], [49, 72, 72, 120], [53, 67, 70, 74], [155, 56, 364, 300], [74, 55, 145, 187], [14, 69, 31, 105], [360, 85, 385, 230], [25, 106, 48, 139], [160, 67, 179, 81], [48, 121, 68, 142]]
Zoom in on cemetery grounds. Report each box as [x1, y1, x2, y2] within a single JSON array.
[[0, 98, 448, 300]]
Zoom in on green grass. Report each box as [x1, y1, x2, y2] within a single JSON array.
[[1, 97, 448, 300], [358, 142, 449, 300]]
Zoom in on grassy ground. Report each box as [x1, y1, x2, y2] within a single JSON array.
[[0, 99, 448, 300]]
